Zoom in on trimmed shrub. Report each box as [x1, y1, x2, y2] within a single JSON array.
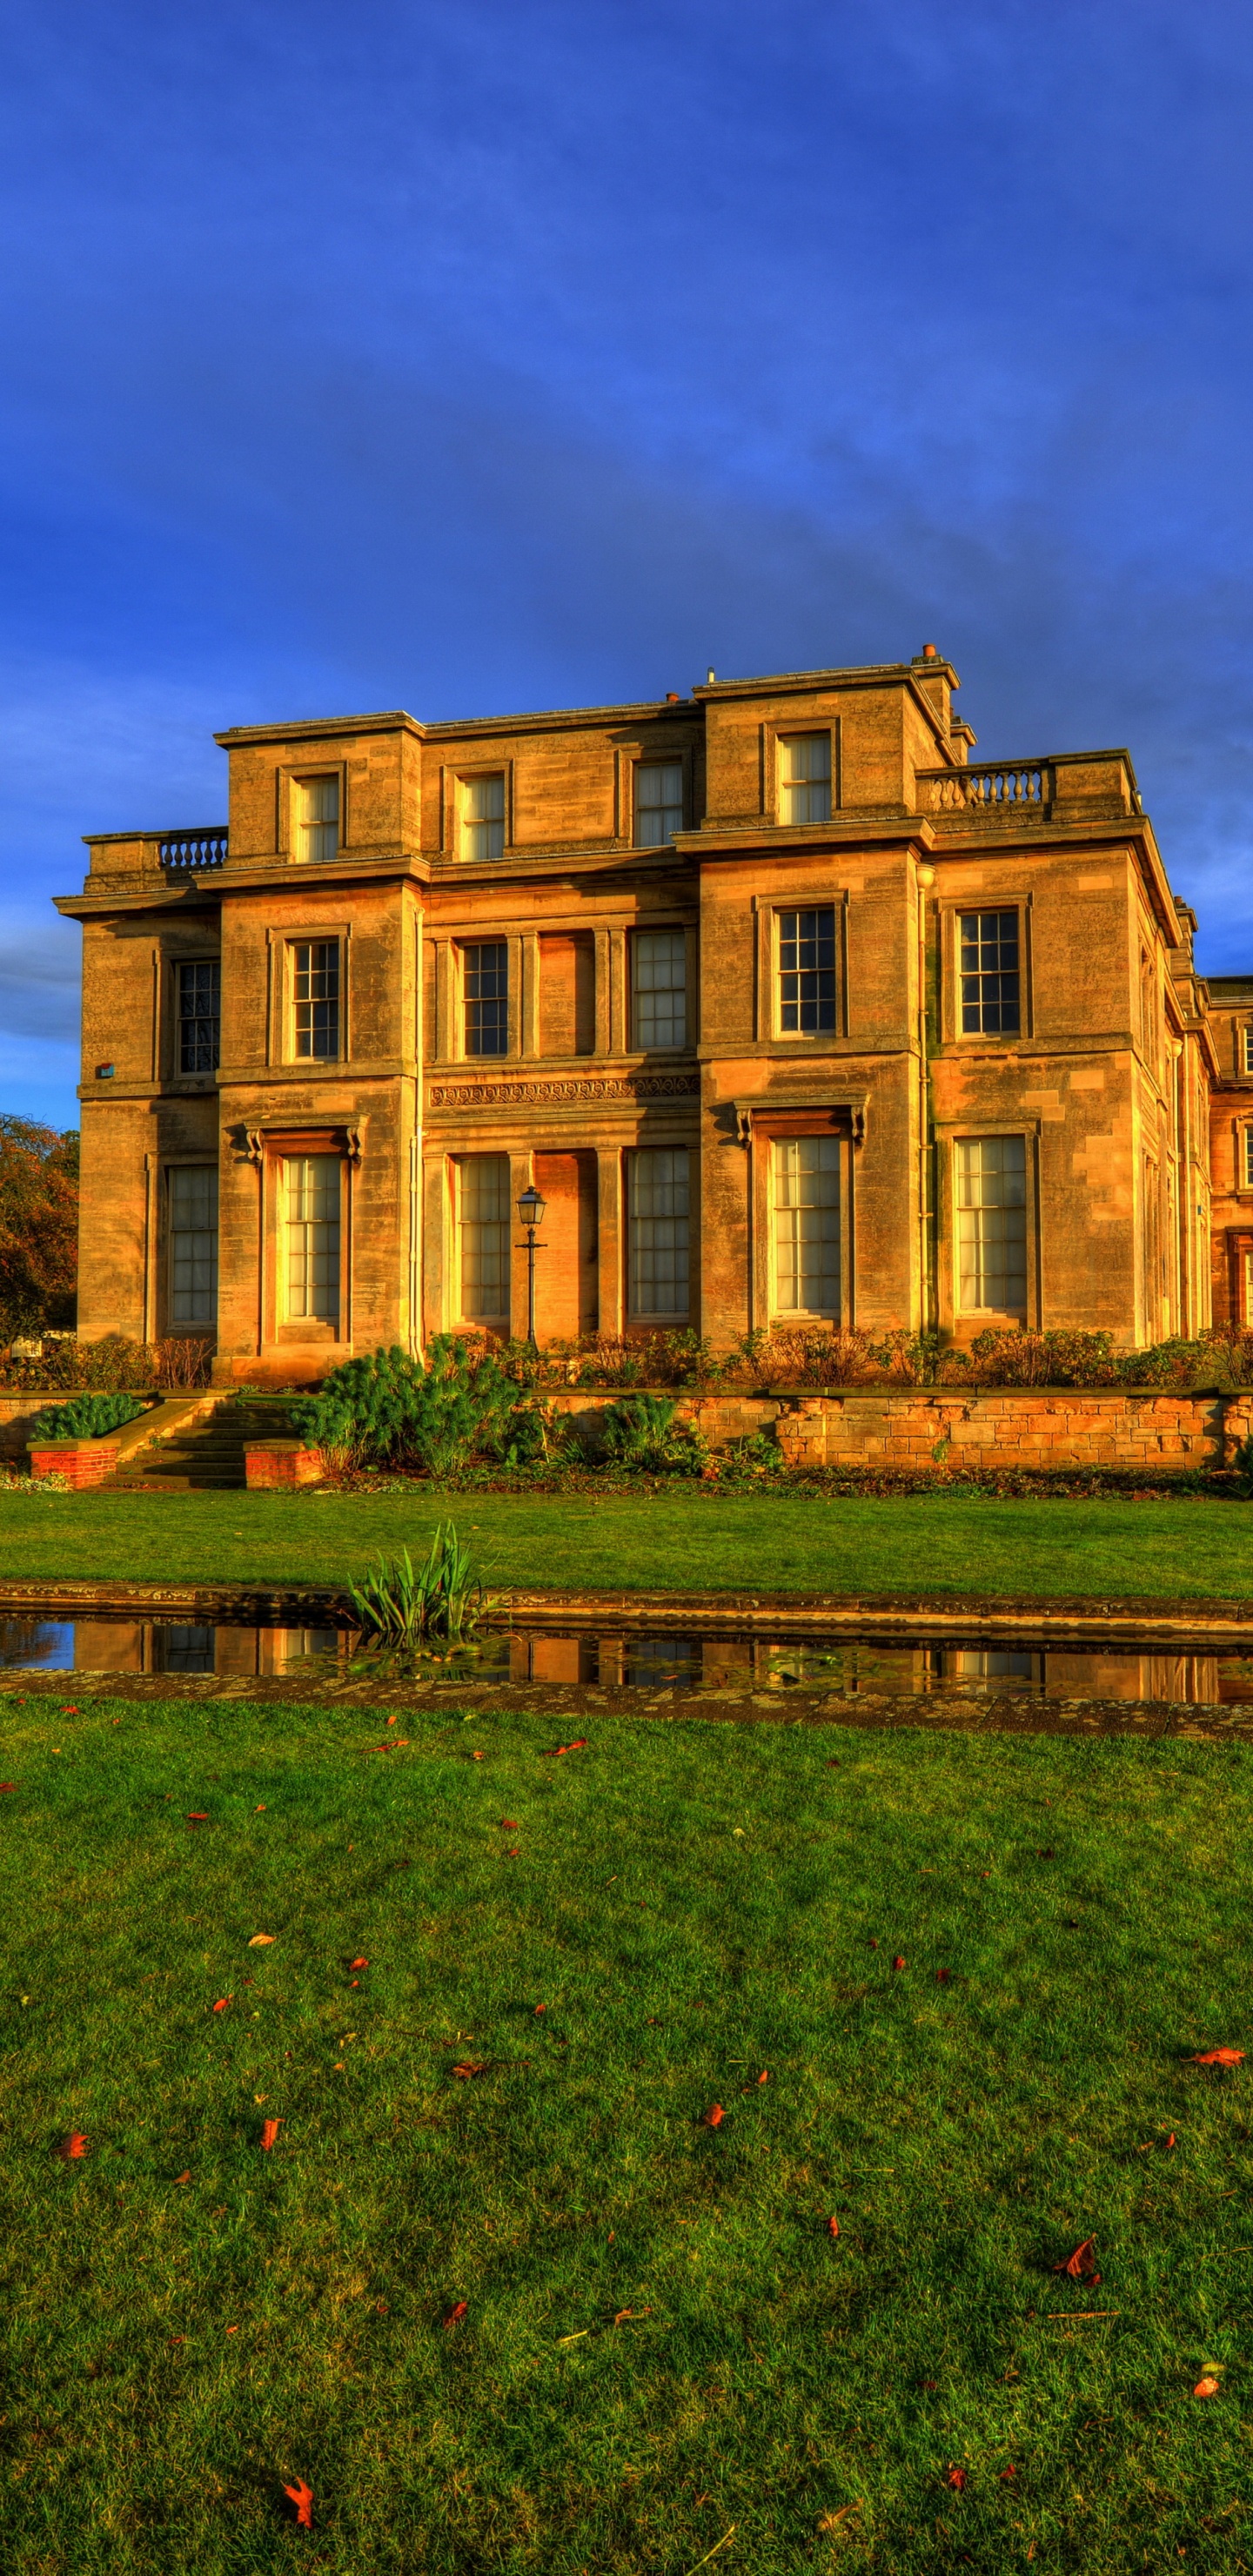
[[29, 1390, 150, 1442]]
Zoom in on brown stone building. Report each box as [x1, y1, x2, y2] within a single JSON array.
[[55, 651, 1229, 1382]]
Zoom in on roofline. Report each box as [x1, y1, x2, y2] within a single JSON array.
[[212, 659, 964, 749]]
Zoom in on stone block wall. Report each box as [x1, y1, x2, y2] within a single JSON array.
[[545, 1385, 1253, 1472]]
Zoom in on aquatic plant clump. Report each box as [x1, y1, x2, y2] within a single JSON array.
[[347, 1522, 491, 1647]]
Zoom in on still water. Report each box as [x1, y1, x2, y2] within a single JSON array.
[[1, 1612, 1250, 1707]]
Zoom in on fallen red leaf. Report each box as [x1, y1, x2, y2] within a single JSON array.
[[282, 2479, 314, 2527], [868, 1938, 879, 1949], [1189, 2048, 1246, 2068], [57, 2131, 87, 2160], [471, 1750, 485, 1761], [259, 2118, 283, 2151], [828, 2215, 840, 2238], [61, 1706, 80, 1715], [186, 1813, 210, 1824], [1166, 2133, 1176, 2148], [452, 2060, 487, 2079], [946, 2465, 967, 2491], [740, 2069, 769, 2090], [1000, 2463, 1017, 2479], [248, 1933, 276, 1948], [893, 1955, 907, 1972], [212, 1996, 233, 2013], [540, 1738, 589, 1757], [501, 1819, 520, 1829], [700, 2103, 725, 2128], [936, 1969, 951, 1983], [534, 2002, 546, 2015], [385, 1713, 399, 1726], [443, 2300, 468, 2328], [1195, 2375, 1221, 2398], [0, 1783, 17, 1793], [173, 2170, 191, 2184], [351, 1956, 368, 1969], [505, 1848, 520, 1859], [1053, 2236, 1102, 2283]]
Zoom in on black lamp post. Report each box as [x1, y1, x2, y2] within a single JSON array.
[[516, 1181, 547, 1348]]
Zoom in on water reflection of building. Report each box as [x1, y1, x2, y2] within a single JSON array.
[[69, 1621, 347, 1675], [507, 1630, 1240, 1704]]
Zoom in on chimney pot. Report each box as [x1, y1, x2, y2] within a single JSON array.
[[922, 642, 938, 660]]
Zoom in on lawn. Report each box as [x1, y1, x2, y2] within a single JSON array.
[[2, 1688, 1252, 2570], [1, 1485, 1252, 1602]]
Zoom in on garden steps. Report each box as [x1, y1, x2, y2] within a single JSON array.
[[107, 1401, 297, 1491]]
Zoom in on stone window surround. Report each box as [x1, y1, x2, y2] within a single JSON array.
[[750, 887, 850, 1046], [265, 923, 352, 1067], [251, 1126, 354, 1352], [936, 893, 1035, 1046], [613, 741, 695, 848], [932, 1117, 1041, 1333], [437, 757, 515, 861], [157, 1157, 220, 1339], [757, 715, 842, 825], [157, 943, 222, 1086], [276, 760, 348, 863]]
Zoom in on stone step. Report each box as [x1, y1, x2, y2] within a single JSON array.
[[106, 1402, 299, 1491]]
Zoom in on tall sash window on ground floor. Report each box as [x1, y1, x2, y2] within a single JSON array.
[[628, 1148, 689, 1318], [773, 1136, 841, 1318], [456, 1153, 511, 1323], [168, 1165, 218, 1325], [956, 1135, 1027, 1314], [285, 1155, 341, 1326]]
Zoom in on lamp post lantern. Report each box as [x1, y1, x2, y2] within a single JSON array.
[[516, 1181, 547, 1348]]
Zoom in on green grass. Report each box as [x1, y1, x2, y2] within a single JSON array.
[[3, 1691, 1253, 2568], [2, 1484, 1252, 1601]]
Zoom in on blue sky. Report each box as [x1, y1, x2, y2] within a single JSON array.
[[3, 0, 1252, 1126]]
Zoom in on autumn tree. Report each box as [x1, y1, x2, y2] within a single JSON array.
[[0, 1116, 78, 1334]]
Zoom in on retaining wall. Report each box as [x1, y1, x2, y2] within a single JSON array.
[[545, 1386, 1253, 1472]]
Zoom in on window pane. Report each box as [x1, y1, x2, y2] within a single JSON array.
[[632, 929, 687, 1049], [458, 1154, 510, 1321], [774, 1137, 841, 1315], [298, 776, 338, 864], [628, 1148, 689, 1316], [177, 959, 220, 1073], [464, 941, 509, 1057], [956, 1136, 1027, 1312], [780, 734, 831, 825], [778, 907, 836, 1034], [1243, 1027, 1253, 1075], [169, 1165, 218, 1325], [959, 909, 1020, 1035], [292, 941, 339, 1058], [285, 1155, 340, 1324], [635, 761, 683, 845], [462, 774, 506, 862], [1244, 1128, 1253, 1189]]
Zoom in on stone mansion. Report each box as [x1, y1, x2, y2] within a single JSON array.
[[56, 651, 1253, 1383]]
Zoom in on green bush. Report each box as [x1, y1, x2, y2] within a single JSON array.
[[598, 1392, 708, 1474], [290, 1339, 550, 1478], [29, 1390, 150, 1443]]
